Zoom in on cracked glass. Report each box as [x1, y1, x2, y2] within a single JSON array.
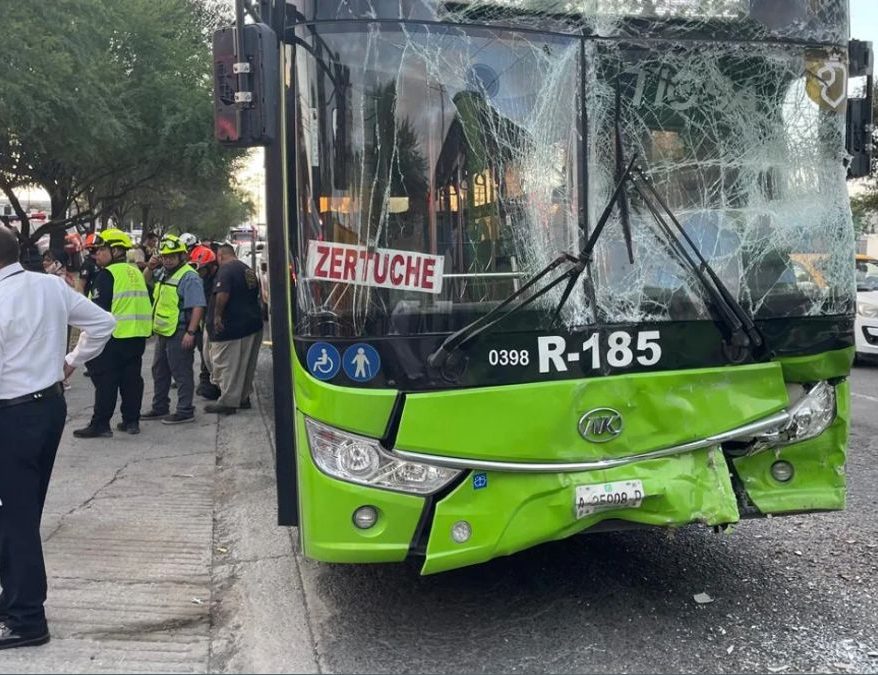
[[289, 0, 854, 338]]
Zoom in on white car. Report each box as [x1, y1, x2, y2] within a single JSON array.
[[855, 256, 878, 360]]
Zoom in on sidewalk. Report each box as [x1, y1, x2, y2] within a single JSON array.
[[0, 344, 314, 673]]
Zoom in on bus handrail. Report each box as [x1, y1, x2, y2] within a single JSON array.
[[442, 272, 526, 279]]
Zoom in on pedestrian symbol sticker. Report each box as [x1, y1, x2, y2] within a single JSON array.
[[307, 342, 340, 381], [343, 343, 381, 383]]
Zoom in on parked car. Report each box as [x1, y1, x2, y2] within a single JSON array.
[[855, 254, 878, 360]]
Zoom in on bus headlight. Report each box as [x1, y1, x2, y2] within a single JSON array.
[[305, 417, 461, 495], [785, 381, 836, 442], [751, 381, 836, 448], [857, 302, 878, 318]]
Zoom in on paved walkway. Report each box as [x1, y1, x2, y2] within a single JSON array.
[[0, 344, 315, 673]]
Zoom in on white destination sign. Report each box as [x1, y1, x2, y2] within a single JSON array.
[[305, 240, 444, 295]]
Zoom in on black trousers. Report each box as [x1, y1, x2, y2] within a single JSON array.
[[87, 337, 146, 429], [0, 393, 66, 634]]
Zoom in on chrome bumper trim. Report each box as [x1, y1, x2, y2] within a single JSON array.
[[393, 410, 792, 474]]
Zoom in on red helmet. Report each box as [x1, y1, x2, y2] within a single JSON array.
[[84, 233, 99, 249], [189, 245, 216, 269]]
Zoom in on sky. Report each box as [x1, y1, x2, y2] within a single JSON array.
[[851, 0, 878, 45]]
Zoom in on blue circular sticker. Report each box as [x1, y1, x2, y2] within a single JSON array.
[[306, 342, 340, 381], [343, 343, 381, 383]]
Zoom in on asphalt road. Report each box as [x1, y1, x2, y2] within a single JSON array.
[[255, 357, 878, 674]]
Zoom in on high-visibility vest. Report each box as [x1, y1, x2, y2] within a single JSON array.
[[99, 263, 153, 339], [152, 264, 197, 337]]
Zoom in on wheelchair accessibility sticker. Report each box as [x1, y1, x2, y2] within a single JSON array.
[[307, 342, 340, 381], [343, 343, 381, 383]]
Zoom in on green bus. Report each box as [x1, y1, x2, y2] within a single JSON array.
[[216, 0, 871, 574]]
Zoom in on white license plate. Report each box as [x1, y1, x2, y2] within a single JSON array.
[[575, 480, 645, 519]]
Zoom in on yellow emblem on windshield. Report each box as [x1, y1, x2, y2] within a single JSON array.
[[805, 50, 848, 113]]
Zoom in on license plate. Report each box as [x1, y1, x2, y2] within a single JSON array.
[[575, 480, 645, 519]]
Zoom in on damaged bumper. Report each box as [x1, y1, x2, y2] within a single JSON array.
[[293, 353, 851, 575]]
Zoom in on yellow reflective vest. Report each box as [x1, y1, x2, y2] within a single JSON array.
[[152, 264, 198, 337], [102, 263, 152, 339]]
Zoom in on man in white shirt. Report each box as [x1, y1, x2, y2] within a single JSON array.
[[0, 226, 115, 650]]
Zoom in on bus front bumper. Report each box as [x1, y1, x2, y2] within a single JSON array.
[[295, 382, 848, 575]]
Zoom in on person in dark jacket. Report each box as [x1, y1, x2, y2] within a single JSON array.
[[190, 245, 221, 400], [204, 244, 263, 414], [72, 229, 152, 437]]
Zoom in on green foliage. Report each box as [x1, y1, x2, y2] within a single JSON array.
[[851, 191, 878, 236], [0, 0, 250, 245], [847, 72, 878, 237], [141, 175, 254, 241]]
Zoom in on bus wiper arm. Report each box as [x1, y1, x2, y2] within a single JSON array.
[[628, 166, 766, 363], [427, 155, 639, 370], [426, 251, 581, 370]]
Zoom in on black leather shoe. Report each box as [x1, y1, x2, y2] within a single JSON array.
[[0, 623, 50, 650], [140, 409, 169, 421], [73, 425, 113, 438], [239, 398, 251, 410], [116, 421, 141, 435], [197, 383, 221, 400]]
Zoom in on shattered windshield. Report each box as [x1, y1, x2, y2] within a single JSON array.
[[291, 0, 854, 338]]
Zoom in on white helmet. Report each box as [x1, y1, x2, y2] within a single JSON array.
[[180, 232, 198, 249]]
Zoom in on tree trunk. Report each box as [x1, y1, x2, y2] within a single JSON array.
[[0, 184, 30, 240], [141, 204, 151, 233], [49, 189, 68, 250]]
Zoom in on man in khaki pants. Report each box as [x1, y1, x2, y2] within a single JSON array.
[[204, 244, 263, 415]]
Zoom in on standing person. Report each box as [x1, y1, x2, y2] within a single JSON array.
[[179, 232, 199, 253], [126, 245, 146, 271], [141, 234, 206, 424], [41, 250, 75, 287], [0, 226, 115, 650], [72, 229, 152, 438], [204, 244, 263, 415], [78, 233, 100, 296], [141, 232, 162, 294], [142, 231, 159, 259], [190, 245, 221, 400]]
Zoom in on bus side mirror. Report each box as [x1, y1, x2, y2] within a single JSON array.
[[213, 23, 279, 147], [847, 39, 873, 179]]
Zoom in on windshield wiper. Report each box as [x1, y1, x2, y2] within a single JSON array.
[[428, 154, 767, 372], [626, 165, 767, 364], [427, 155, 639, 371]]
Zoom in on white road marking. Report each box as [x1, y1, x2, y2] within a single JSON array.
[[852, 392, 878, 403]]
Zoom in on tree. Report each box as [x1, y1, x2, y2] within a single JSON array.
[[0, 1, 132, 243], [132, 173, 254, 241], [0, 0, 249, 249]]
